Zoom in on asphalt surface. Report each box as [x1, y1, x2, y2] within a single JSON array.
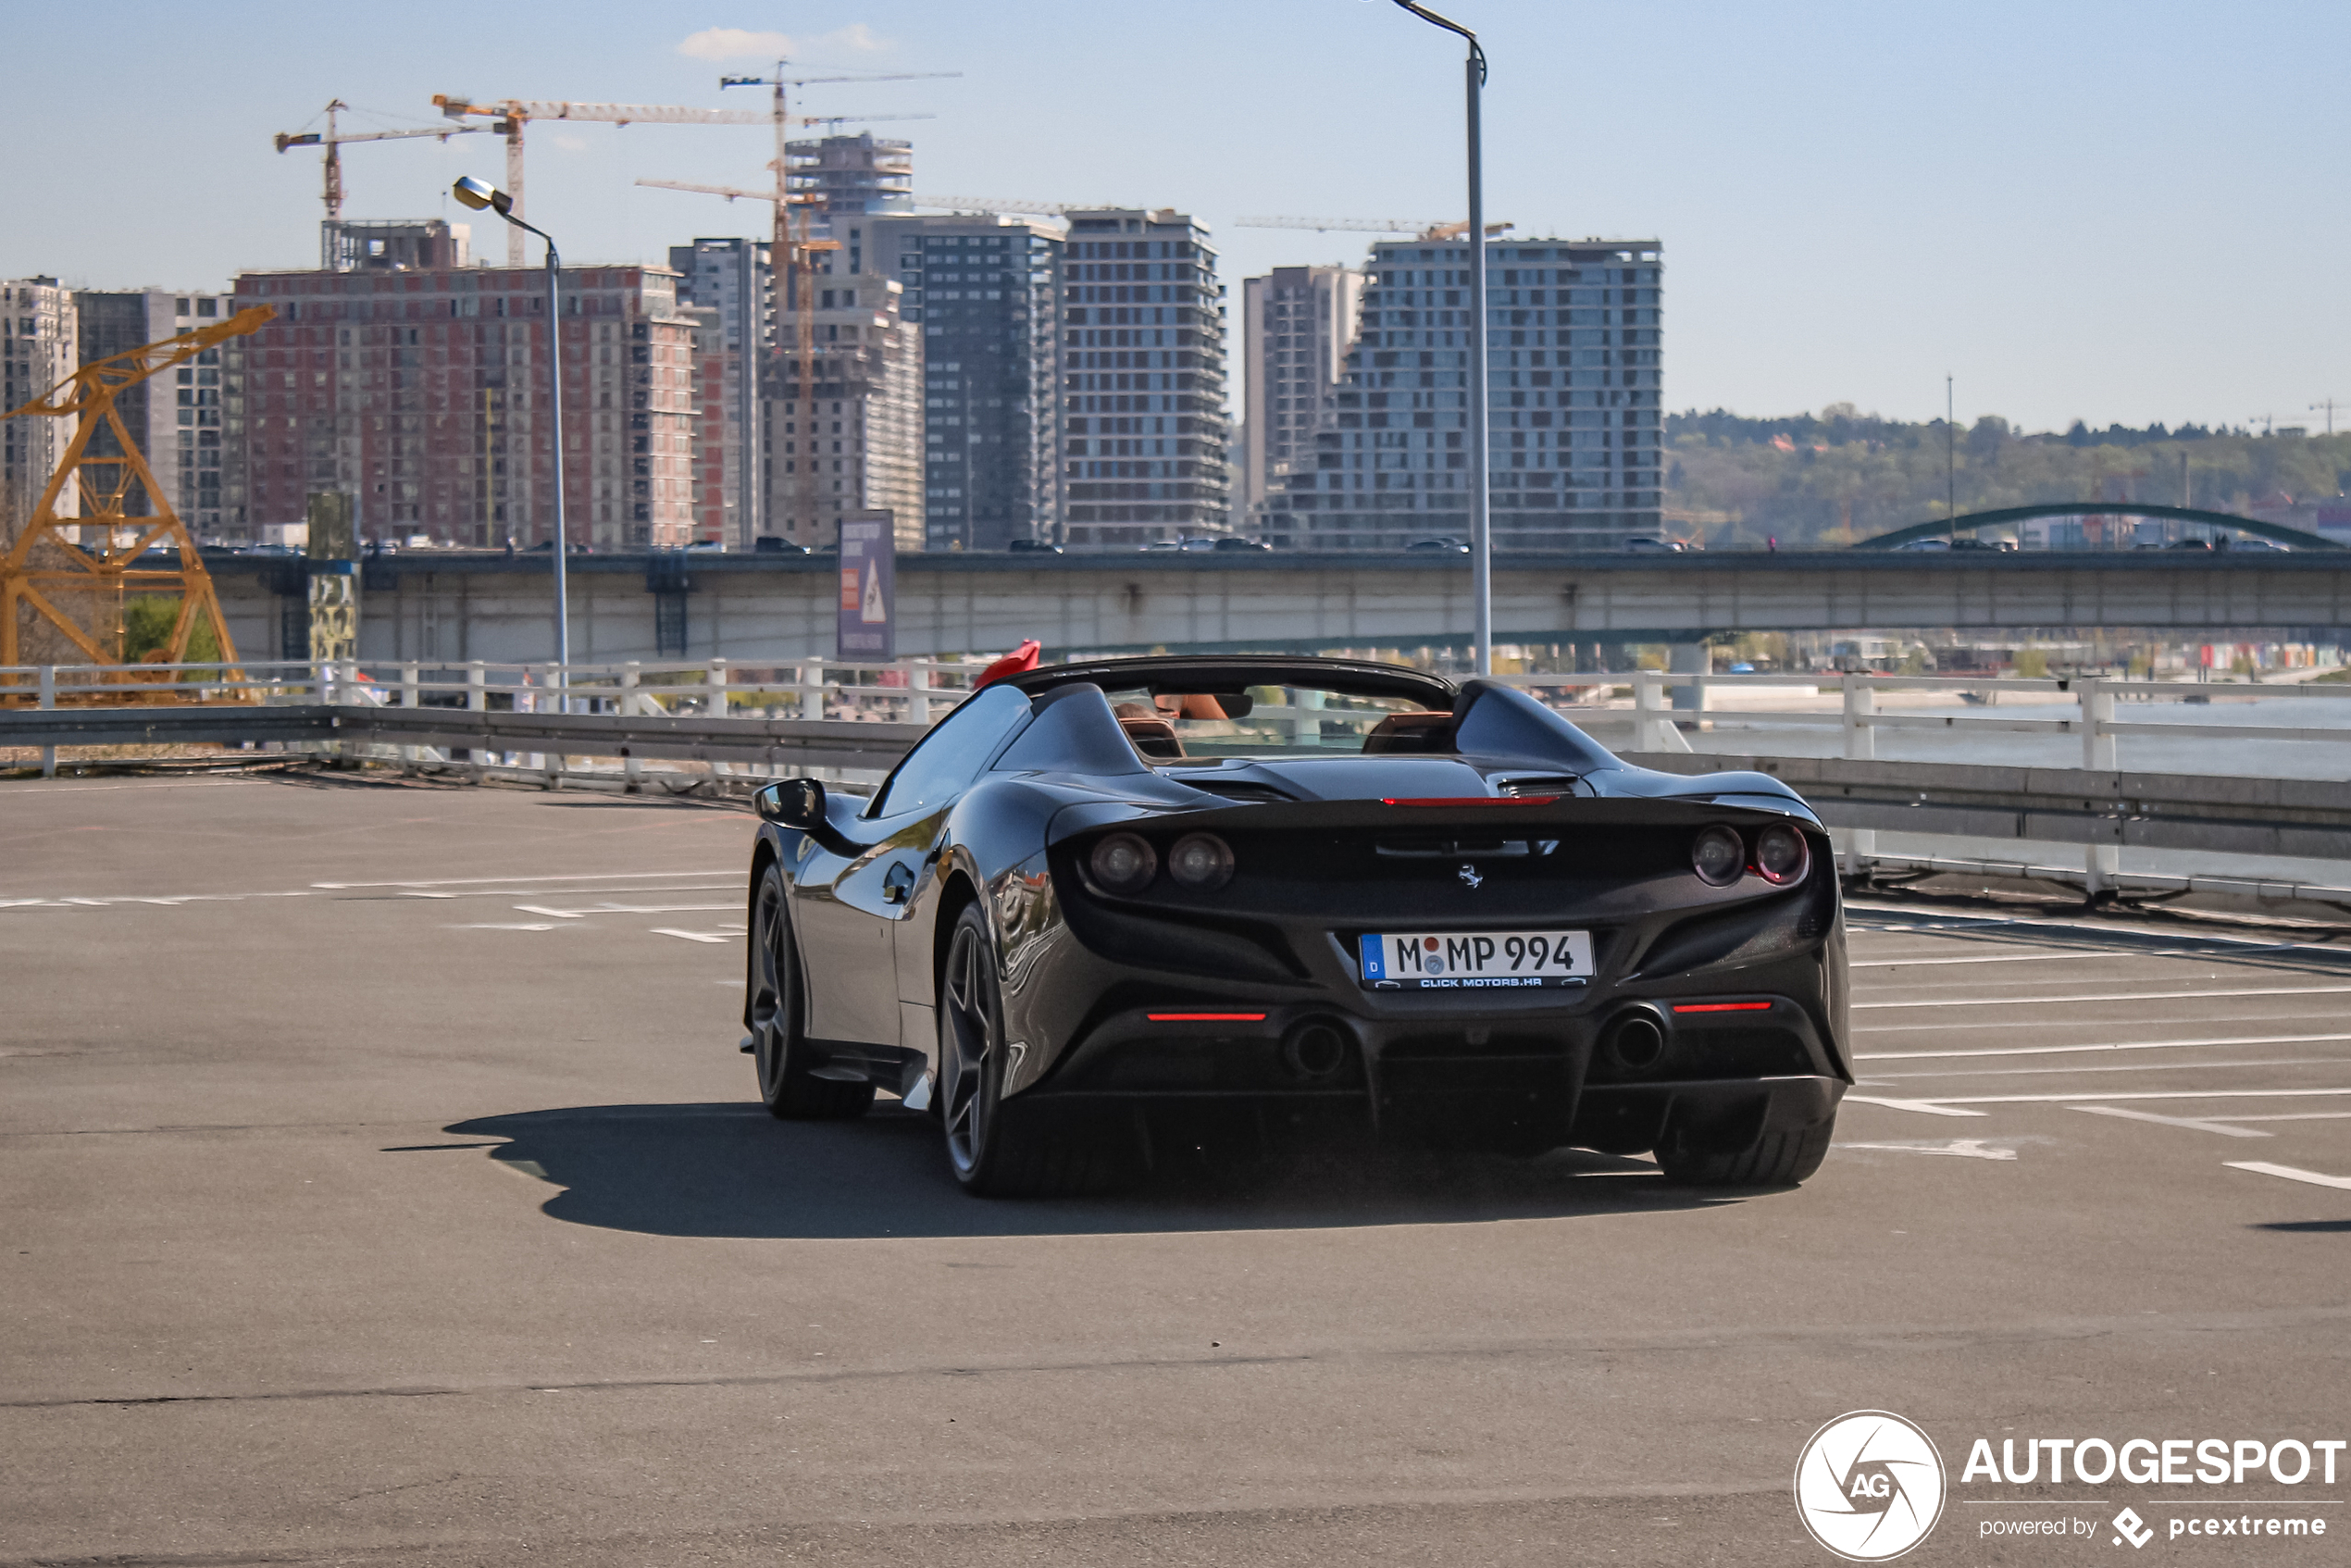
[[3, 771, 2346, 1566]]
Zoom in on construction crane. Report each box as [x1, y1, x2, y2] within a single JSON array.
[[1236, 216, 1514, 240], [429, 94, 766, 264], [2, 306, 274, 694], [273, 101, 490, 269], [625, 63, 957, 547], [913, 194, 1084, 216]]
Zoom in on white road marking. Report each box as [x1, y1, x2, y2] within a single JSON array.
[[1851, 949, 2159, 969], [1864, 1057, 2351, 1084], [1858, 1032, 2351, 1062], [1864, 1088, 2351, 1107], [316, 869, 733, 890], [1847, 905, 2335, 956], [454, 923, 566, 932], [1856, 1012, 2351, 1036], [2071, 1106, 2272, 1139], [1845, 1097, 1990, 1117], [2223, 1112, 2351, 1122], [1856, 985, 2351, 1011], [2223, 1162, 2351, 1191], [531, 902, 740, 916], [513, 905, 587, 920], [652, 928, 731, 944], [1838, 1139, 2017, 1160]]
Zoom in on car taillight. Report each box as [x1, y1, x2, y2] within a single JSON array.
[[1165, 831, 1235, 891], [1755, 823, 1810, 885], [1089, 832, 1157, 893], [1692, 824, 1745, 886]]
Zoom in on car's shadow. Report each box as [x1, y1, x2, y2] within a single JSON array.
[[441, 1101, 1734, 1238]]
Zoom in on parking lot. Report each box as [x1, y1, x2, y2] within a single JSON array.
[[4, 772, 2346, 1565]]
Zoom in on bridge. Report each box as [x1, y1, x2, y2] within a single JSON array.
[[1856, 503, 2343, 552], [200, 545, 2350, 666]]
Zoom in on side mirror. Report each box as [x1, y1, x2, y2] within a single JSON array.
[[755, 777, 828, 830]]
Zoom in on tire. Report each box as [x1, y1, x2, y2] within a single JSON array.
[[937, 903, 1119, 1197], [1655, 1115, 1834, 1188], [749, 863, 874, 1121]]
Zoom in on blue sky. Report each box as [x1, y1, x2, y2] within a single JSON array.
[[6, 1, 2345, 433]]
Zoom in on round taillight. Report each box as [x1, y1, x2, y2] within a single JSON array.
[[1755, 823, 1810, 885], [1692, 824, 1745, 886], [1089, 832, 1157, 893], [1165, 831, 1235, 890]]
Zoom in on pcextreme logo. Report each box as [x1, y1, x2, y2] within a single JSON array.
[[1794, 1411, 1948, 1562]]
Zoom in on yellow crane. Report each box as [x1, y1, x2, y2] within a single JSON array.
[[1, 306, 273, 698], [272, 100, 489, 268]]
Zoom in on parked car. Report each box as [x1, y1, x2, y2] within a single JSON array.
[[1895, 538, 1953, 552], [754, 536, 812, 555], [1006, 539, 1064, 554], [1620, 536, 1686, 554], [1405, 536, 1471, 554], [1212, 537, 1271, 553], [744, 653, 1849, 1195]]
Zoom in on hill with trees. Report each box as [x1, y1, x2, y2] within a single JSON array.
[[1663, 404, 2351, 545]]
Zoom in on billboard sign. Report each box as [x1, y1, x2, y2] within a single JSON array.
[[838, 510, 895, 660]]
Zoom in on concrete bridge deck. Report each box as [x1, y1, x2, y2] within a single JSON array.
[[198, 549, 2351, 666]]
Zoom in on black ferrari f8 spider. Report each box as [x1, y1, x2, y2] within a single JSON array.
[[746, 655, 1848, 1196]]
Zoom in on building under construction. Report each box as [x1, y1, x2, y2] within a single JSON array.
[[765, 275, 924, 554], [229, 262, 697, 549]]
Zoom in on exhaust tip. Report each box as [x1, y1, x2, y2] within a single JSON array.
[[1281, 1018, 1351, 1081], [1602, 1008, 1669, 1072]]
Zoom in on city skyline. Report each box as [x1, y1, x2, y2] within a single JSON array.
[[5, 2, 2347, 435]]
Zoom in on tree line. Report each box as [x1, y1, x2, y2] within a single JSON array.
[[1664, 404, 2351, 544]]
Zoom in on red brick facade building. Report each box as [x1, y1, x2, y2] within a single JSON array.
[[230, 265, 695, 549]]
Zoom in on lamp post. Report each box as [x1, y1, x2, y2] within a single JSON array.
[[1392, 1, 1491, 676], [453, 174, 571, 672]]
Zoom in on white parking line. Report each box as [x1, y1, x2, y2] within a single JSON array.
[[316, 870, 732, 890], [1857, 1032, 2351, 1063], [2071, 1106, 2271, 1139], [1846, 1097, 1989, 1117], [1861, 1088, 2351, 1107], [1856, 1012, 2351, 1036], [1838, 1139, 2017, 1160], [651, 928, 733, 944], [1865, 1057, 2351, 1084], [2223, 1112, 2351, 1122], [2223, 1162, 2351, 1191], [1855, 985, 2351, 1011]]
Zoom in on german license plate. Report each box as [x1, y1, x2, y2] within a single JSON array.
[[1357, 929, 1595, 989]]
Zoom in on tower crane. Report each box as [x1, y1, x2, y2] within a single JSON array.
[[273, 101, 489, 269], [431, 94, 769, 264], [2, 306, 275, 689], [630, 62, 957, 546], [1236, 216, 1513, 240]]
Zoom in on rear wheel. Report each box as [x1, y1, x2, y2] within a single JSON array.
[[1655, 1116, 1834, 1188], [939, 903, 1118, 1197], [750, 863, 873, 1120]]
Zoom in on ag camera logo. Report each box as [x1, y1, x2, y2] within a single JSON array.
[[1795, 1411, 1947, 1562]]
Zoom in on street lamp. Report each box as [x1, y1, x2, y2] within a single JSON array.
[[452, 174, 572, 672], [1391, 1, 1491, 676]]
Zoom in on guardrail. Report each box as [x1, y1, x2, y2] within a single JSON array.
[[6, 662, 2346, 902]]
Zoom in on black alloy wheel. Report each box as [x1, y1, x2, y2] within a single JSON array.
[[750, 863, 874, 1120], [937, 902, 1119, 1198]]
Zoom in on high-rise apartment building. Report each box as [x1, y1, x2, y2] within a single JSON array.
[[1241, 265, 1363, 518], [1261, 238, 1663, 550], [2, 279, 80, 529], [1059, 208, 1230, 546], [74, 291, 239, 535], [765, 275, 924, 553], [864, 215, 1063, 550], [669, 237, 772, 547], [230, 263, 696, 548]]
